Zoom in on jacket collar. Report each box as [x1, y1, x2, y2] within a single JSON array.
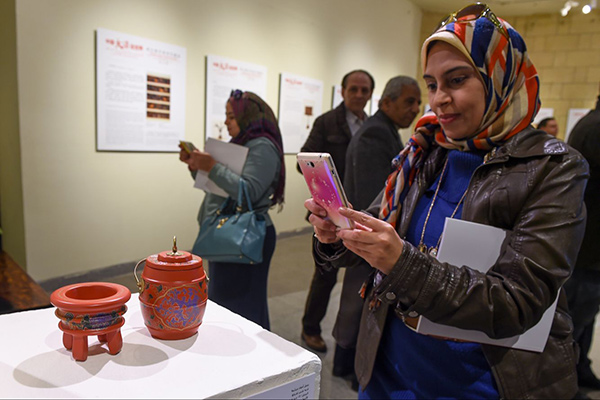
[[488, 126, 569, 162], [374, 109, 398, 130]]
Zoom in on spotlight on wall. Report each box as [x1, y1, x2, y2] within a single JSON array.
[[561, 0, 579, 16], [582, 0, 597, 13]]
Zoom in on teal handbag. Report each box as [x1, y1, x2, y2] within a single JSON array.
[[193, 179, 266, 264]]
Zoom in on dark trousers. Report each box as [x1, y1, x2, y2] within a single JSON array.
[[302, 236, 338, 335], [333, 262, 371, 349], [564, 268, 600, 379], [331, 262, 371, 376], [208, 225, 276, 330]]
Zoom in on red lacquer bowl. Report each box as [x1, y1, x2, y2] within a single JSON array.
[[50, 282, 131, 361]]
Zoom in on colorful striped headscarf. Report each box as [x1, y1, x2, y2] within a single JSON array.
[[379, 15, 540, 227], [228, 90, 285, 207]]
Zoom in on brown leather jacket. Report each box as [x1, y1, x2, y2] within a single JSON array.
[[315, 127, 589, 399]]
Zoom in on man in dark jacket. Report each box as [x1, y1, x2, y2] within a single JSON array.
[[300, 70, 374, 353], [332, 76, 421, 385], [565, 87, 600, 391]]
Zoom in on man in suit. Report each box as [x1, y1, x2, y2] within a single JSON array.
[[300, 70, 374, 353], [333, 76, 421, 387], [564, 86, 600, 393]]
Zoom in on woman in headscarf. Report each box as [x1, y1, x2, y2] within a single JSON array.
[[306, 4, 588, 398], [180, 90, 285, 330]]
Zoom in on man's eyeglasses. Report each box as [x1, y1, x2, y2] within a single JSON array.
[[435, 3, 509, 39]]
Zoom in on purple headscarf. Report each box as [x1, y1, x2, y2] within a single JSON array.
[[228, 90, 285, 207]]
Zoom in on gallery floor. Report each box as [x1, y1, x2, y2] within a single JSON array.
[[64, 231, 600, 399]]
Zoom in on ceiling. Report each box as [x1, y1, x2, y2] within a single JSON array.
[[407, 0, 583, 16]]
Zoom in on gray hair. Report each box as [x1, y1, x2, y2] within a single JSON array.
[[378, 76, 419, 107]]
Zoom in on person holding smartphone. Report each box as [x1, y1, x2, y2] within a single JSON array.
[[306, 5, 588, 398], [179, 90, 285, 330]]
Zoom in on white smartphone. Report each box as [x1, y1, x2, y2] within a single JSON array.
[[297, 152, 354, 230]]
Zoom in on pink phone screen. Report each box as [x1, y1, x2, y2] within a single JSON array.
[[300, 159, 353, 230]]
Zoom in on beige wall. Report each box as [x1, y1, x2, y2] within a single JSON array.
[[512, 10, 600, 134], [418, 9, 600, 140], [0, 0, 26, 267], [9, 0, 422, 280]]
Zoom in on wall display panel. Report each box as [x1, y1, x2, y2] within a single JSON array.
[[565, 108, 591, 142], [205, 55, 267, 141], [278, 73, 324, 154], [96, 28, 187, 152]]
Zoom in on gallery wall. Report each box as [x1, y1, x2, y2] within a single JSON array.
[[0, 0, 26, 267], [6, 0, 422, 280]]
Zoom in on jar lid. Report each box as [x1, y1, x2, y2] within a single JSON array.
[[144, 237, 202, 271], [157, 250, 192, 263]]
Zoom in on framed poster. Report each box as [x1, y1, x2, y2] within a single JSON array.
[[278, 73, 324, 154], [332, 85, 343, 109], [96, 28, 186, 152], [205, 55, 267, 141]]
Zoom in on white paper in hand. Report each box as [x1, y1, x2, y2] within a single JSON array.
[[194, 138, 249, 197], [415, 218, 558, 352]]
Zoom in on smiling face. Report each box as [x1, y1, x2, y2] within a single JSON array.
[[225, 101, 241, 138], [423, 41, 486, 140]]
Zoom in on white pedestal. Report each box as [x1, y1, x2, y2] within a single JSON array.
[[0, 294, 321, 399]]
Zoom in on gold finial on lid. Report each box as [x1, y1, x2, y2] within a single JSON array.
[[167, 236, 181, 256]]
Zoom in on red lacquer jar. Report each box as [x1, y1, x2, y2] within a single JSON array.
[[134, 237, 208, 340]]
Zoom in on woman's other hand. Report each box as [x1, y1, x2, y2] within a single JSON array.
[[336, 207, 404, 275], [305, 198, 340, 244], [185, 150, 217, 172]]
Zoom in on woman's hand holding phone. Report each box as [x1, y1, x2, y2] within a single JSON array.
[[335, 208, 404, 275], [178, 145, 192, 163], [305, 198, 342, 244], [177, 142, 216, 173], [306, 199, 404, 274]]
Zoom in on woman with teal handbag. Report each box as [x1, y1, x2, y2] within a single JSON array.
[[180, 90, 285, 330]]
